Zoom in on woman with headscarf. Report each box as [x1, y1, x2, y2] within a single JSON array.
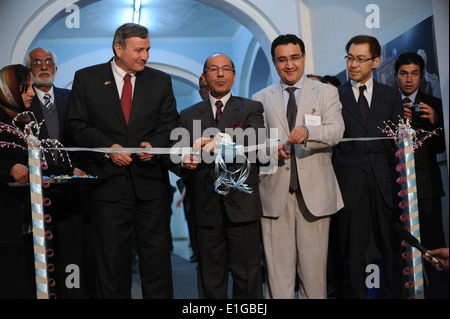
[[0, 64, 36, 298]]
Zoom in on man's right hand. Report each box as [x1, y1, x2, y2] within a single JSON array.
[[11, 163, 29, 184], [108, 144, 133, 166]]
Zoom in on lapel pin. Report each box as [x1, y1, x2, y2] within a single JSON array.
[[104, 81, 111, 85]]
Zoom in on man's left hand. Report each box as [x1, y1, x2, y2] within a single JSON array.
[[136, 142, 154, 161]]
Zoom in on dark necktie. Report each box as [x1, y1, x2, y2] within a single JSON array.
[[215, 100, 223, 124], [44, 93, 53, 110], [286, 87, 299, 194], [121, 73, 132, 124], [402, 97, 411, 104], [358, 85, 369, 122]]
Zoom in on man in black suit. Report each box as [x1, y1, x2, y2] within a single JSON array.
[[66, 23, 178, 298], [178, 53, 264, 298], [26, 47, 90, 298], [394, 52, 448, 298], [332, 35, 404, 298]]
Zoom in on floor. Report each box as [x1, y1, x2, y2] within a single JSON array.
[[131, 239, 200, 299]]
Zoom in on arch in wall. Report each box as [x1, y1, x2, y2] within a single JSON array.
[[11, 0, 280, 97]]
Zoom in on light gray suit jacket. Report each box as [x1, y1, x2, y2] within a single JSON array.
[[252, 78, 344, 218]]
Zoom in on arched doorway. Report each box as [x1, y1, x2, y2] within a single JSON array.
[[11, 0, 279, 100]]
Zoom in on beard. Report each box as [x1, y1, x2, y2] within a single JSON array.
[[34, 71, 55, 87]]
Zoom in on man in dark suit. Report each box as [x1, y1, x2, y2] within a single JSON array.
[[394, 52, 448, 298], [66, 23, 178, 299], [178, 53, 264, 299], [26, 47, 90, 298], [332, 35, 404, 298]]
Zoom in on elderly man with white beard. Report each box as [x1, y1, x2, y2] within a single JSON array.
[[24, 47, 90, 298]]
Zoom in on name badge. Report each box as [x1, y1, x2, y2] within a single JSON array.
[[304, 114, 321, 126]]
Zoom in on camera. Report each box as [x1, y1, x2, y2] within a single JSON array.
[[408, 103, 421, 115]]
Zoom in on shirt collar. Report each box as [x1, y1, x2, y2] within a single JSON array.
[[281, 74, 305, 91], [34, 86, 54, 102], [400, 88, 418, 102], [351, 76, 373, 93], [111, 58, 135, 80], [209, 92, 232, 107]]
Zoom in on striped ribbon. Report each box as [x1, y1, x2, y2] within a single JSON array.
[[28, 145, 51, 299], [396, 127, 424, 299]]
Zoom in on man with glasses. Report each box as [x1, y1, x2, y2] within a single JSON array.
[[252, 34, 345, 299], [25, 47, 90, 298], [332, 35, 403, 298], [178, 53, 265, 298]]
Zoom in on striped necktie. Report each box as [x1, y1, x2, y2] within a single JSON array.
[[44, 93, 53, 110], [215, 100, 223, 124]]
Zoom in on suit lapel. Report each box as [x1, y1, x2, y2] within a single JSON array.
[[100, 63, 126, 126], [29, 93, 48, 138], [198, 100, 216, 131], [368, 81, 390, 128], [128, 70, 146, 127], [297, 79, 316, 125], [53, 87, 67, 139], [217, 97, 240, 131], [340, 81, 366, 127], [268, 84, 290, 136]]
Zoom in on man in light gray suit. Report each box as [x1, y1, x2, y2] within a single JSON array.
[[252, 34, 344, 299]]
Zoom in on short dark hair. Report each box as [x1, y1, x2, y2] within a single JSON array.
[[345, 35, 381, 58], [307, 74, 323, 81], [112, 23, 149, 56], [394, 52, 425, 75], [271, 34, 305, 60], [321, 75, 342, 87]]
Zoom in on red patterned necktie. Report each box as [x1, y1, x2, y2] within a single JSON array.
[[121, 73, 132, 124], [215, 100, 223, 124]]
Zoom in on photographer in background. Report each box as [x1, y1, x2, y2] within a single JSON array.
[[394, 52, 448, 299]]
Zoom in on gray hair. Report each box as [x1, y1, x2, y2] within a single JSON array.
[[24, 47, 57, 67], [112, 23, 149, 56]]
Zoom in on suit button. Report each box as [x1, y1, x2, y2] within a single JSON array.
[[286, 167, 290, 171]]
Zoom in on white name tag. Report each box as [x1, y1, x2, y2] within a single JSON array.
[[304, 114, 321, 126]]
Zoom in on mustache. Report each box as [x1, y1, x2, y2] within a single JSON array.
[[37, 70, 52, 76]]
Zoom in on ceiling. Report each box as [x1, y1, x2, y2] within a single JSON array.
[[40, 0, 242, 40], [36, 0, 244, 102]]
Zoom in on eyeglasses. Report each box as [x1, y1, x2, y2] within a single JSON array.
[[205, 65, 235, 73], [275, 54, 304, 64], [345, 55, 377, 64], [29, 60, 55, 68]]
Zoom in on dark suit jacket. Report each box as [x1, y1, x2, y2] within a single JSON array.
[[178, 96, 264, 227], [333, 80, 403, 211], [66, 60, 179, 201], [29, 86, 70, 141], [410, 90, 445, 199], [29, 86, 76, 175]]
